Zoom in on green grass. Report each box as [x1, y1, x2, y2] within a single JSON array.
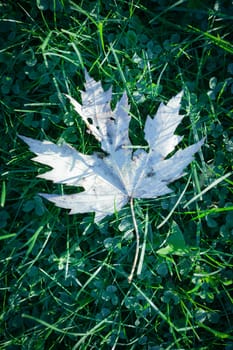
[[1, 0, 233, 349]]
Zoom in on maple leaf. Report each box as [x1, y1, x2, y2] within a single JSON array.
[[19, 71, 204, 223]]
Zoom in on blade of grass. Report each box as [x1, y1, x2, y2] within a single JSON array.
[[188, 25, 233, 54], [1, 180, 6, 207], [183, 172, 232, 208], [157, 174, 191, 229], [0, 233, 17, 240]]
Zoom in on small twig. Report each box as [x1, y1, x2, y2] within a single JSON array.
[[128, 197, 140, 283]]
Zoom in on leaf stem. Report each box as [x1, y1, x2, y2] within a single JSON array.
[[128, 197, 140, 283]]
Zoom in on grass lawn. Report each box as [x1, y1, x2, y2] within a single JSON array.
[[1, 1, 233, 349]]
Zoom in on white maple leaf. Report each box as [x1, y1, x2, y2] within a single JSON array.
[[19, 71, 204, 223]]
